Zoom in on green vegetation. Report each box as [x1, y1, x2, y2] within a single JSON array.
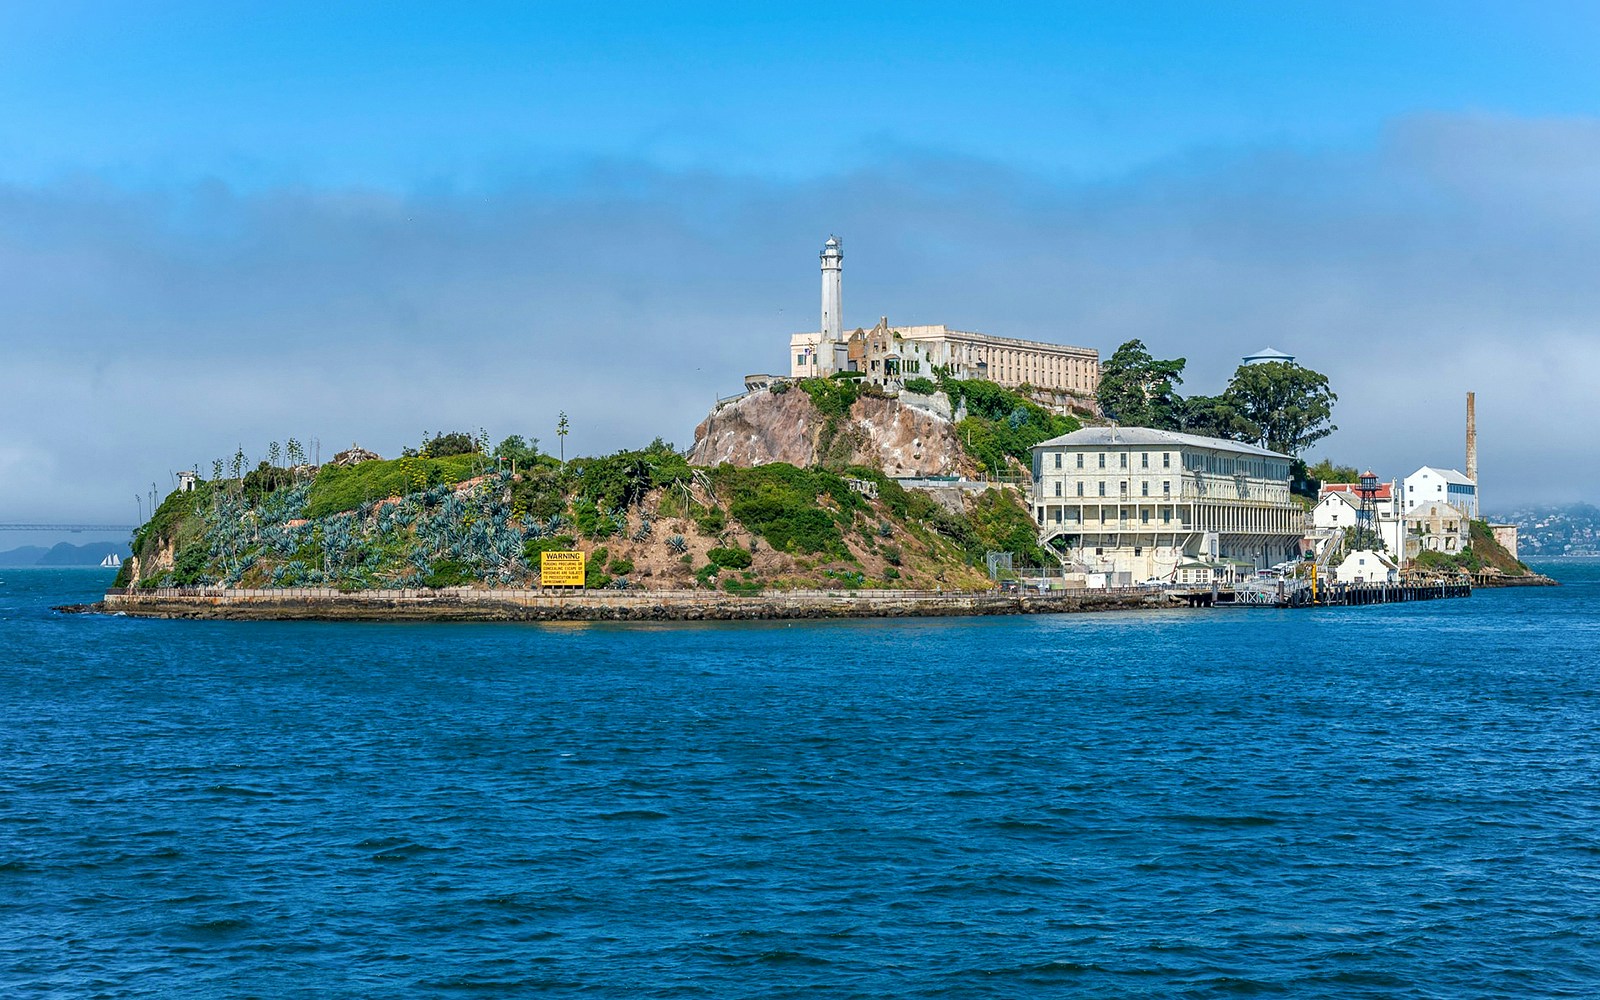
[[799, 377, 859, 418], [123, 411, 1055, 593], [937, 375, 1079, 473], [305, 454, 477, 519], [711, 463, 866, 557], [706, 546, 752, 569], [1308, 459, 1361, 485], [1225, 362, 1338, 455], [965, 489, 1053, 567], [1096, 339, 1338, 455], [1412, 521, 1530, 577], [1095, 339, 1186, 427], [902, 376, 937, 395]]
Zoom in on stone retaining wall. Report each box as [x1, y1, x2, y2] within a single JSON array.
[[95, 586, 1165, 622]]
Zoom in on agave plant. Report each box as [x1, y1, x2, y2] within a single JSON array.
[[667, 534, 687, 554]]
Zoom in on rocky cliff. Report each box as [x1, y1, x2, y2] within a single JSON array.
[[688, 387, 978, 477]]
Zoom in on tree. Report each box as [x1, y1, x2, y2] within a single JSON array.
[[557, 412, 570, 466], [1171, 393, 1250, 440], [420, 431, 476, 458], [494, 434, 542, 471], [1096, 340, 1186, 428], [1308, 459, 1360, 485], [267, 441, 282, 468], [1220, 361, 1338, 455]]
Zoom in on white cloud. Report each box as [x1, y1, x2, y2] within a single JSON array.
[[2, 113, 1598, 521]]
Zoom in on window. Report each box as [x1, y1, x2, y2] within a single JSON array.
[[1076, 454, 1084, 469], [796, 354, 806, 366], [1163, 481, 1171, 498], [1098, 454, 1106, 469], [1134, 546, 1143, 556], [1120, 453, 1128, 468], [1054, 453, 1062, 469], [1120, 481, 1128, 497], [1095, 547, 1104, 556], [1141, 481, 1150, 496], [1140, 509, 1149, 523], [1054, 481, 1062, 497], [1077, 482, 1084, 497], [1141, 452, 1149, 468], [1098, 482, 1106, 497], [1162, 507, 1171, 523]]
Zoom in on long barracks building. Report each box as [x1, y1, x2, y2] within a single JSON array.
[[1031, 426, 1304, 584]]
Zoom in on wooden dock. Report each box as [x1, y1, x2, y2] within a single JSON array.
[[1176, 579, 1471, 609]]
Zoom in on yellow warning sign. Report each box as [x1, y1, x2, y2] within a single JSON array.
[[540, 550, 586, 587]]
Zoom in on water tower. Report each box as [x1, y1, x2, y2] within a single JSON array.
[[1356, 469, 1382, 546]]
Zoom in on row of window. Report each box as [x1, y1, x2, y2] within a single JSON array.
[[1049, 451, 1175, 471], [1053, 479, 1174, 498]]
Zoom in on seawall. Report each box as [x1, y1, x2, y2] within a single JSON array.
[[75, 586, 1169, 622]]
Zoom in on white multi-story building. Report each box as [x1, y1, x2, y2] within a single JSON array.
[[1031, 427, 1304, 583], [1403, 466, 1478, 519], [786, 237, 1098, 398], [1309, 481, 1405, 555]]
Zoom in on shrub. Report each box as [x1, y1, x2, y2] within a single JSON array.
[[709, 464, 863, 557], [523, 535, 576, 564], [694, 563, 720, 586], [607, 557, 634, 576], [423, 559, 474, 587], [694, 506, 726, 535], [798, 377, 859, 419], [902, 376, 937, 395], [723, 577, 762, 595], [421, 431, 477, 458], [706, 546, 752, 570]]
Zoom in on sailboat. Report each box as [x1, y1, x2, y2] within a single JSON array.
[[100, 553, 123, 568]]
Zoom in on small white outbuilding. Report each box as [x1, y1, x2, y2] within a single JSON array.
[[1333, 549, 1399, 585]]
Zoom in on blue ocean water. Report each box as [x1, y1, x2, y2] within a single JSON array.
[[3, 566, 1599, 998]]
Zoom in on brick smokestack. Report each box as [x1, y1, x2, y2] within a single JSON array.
[[1466, 391, 1478, 484]]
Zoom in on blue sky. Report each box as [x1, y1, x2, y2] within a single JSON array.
[[3, 3, 1599, 537], [5, 2, 1597, 187]]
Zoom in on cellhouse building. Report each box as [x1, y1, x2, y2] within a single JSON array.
[[1031, 426, 1304, 585], [787, 236, 1099, 400]]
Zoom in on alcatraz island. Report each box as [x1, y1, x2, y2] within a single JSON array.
[[73, 236, 1542, 622]]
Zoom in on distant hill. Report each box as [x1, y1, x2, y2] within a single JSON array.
[[0, 541, 128, 567], [1499, 503, 1600, 558]]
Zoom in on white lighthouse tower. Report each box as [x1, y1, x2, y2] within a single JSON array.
[[819, 235, 845, 373]]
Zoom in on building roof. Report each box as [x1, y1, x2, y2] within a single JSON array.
[[1321, 481, 1394, 500], [1243, 346, 1295, 363], [1409, 466, 1476, 487], [1033, 425, 1289, 459]]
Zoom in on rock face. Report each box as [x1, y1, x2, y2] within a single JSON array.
[[688, 387, 977, 477], [331, 445, 381, 466]]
